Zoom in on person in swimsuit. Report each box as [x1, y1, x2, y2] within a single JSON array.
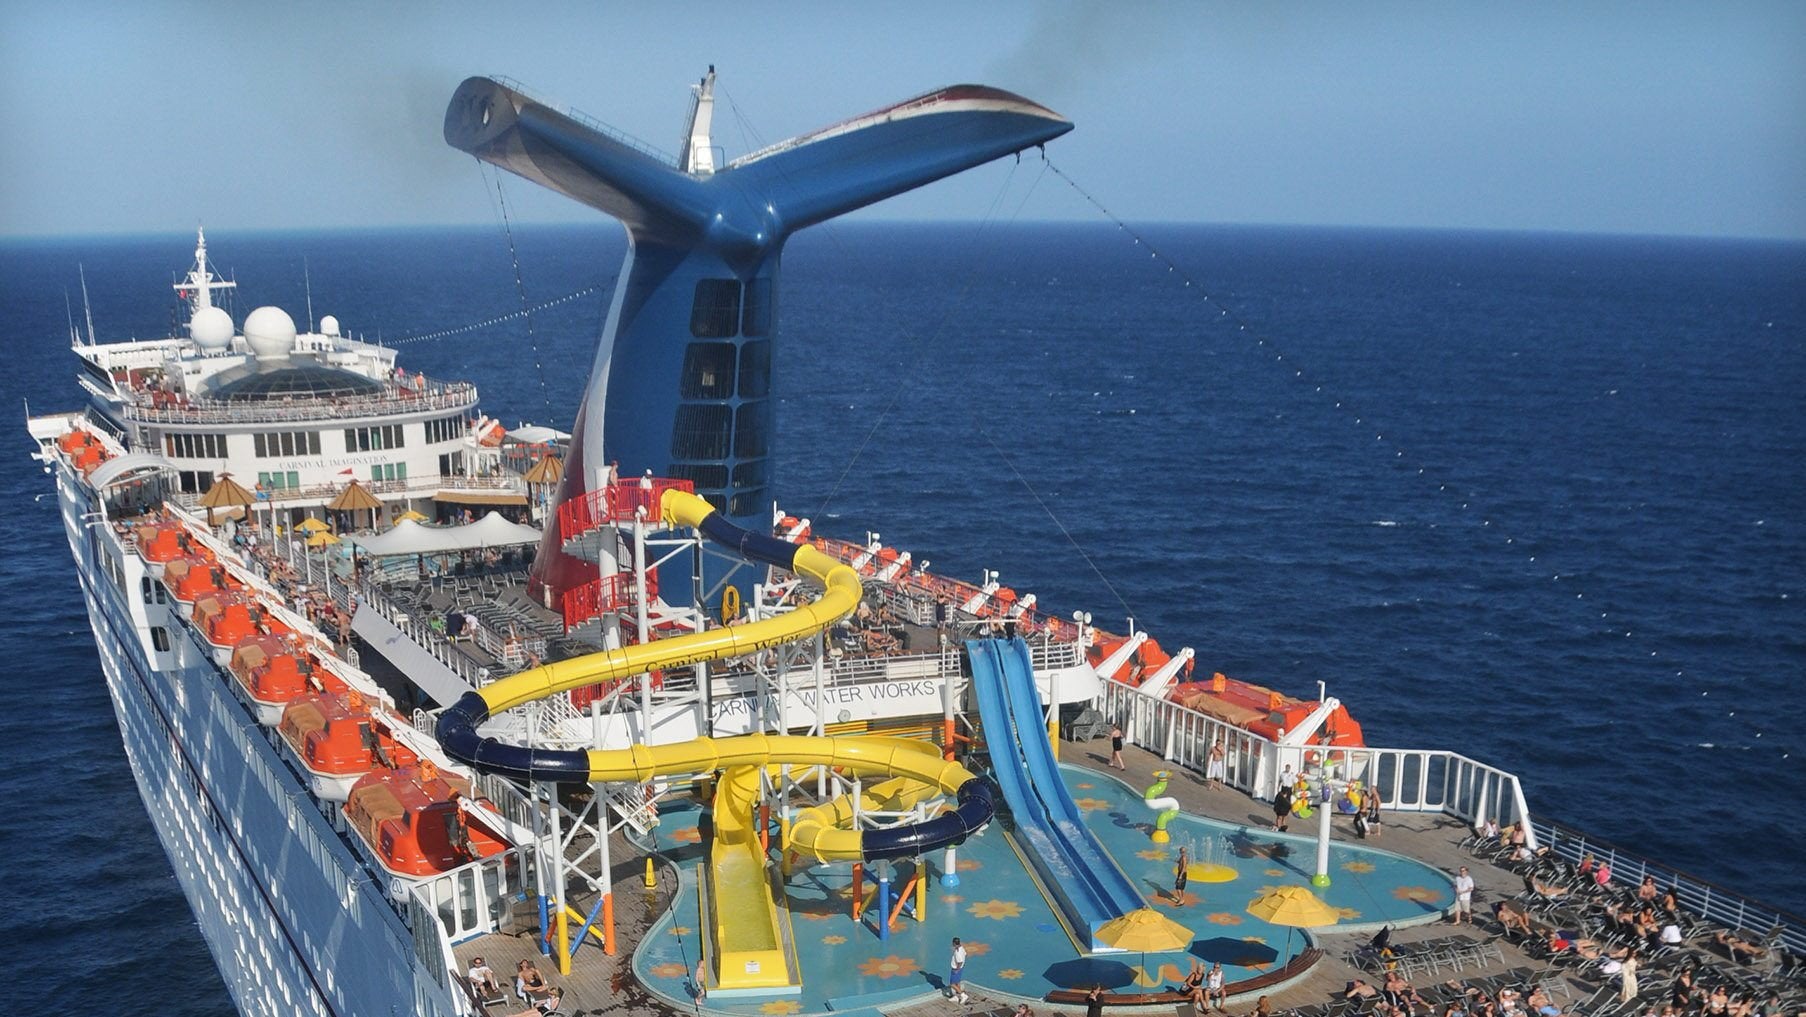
[[1173, 846, 1190, 905], [1109, 725, 1125, 769], [1207, 963, 1227, 1011], [517, 960, 551, 1002]]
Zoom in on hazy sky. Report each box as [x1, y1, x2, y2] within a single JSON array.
[[3, 2, 1803, 239]]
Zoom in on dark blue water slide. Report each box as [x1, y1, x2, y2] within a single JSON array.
[[968, 638, 1144, 950]]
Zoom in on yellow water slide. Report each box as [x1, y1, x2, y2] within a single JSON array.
[[436, 490, 994, 990]]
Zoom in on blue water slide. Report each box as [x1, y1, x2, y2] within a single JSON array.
[[968, 639, 1144, 950]]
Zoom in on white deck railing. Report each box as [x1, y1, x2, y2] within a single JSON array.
[[1094, 678, 1537, 844]]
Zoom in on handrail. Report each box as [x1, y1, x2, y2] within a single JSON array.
[[491, 75, 677, 166], [557, 477, 695, 543], [1528, 815, 1806, 953], [122, 380, 479, 426], [1093, 678, 1537, 844], [1092, 676, 1806, 942]]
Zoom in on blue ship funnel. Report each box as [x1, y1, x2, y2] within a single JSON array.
[[444, 75, 1071, 602]]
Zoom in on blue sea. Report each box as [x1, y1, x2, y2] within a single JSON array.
[[0, 222, 1800, 1011]]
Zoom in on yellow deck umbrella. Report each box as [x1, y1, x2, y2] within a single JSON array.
[[305, 530, 340, 548], [1096, 907, 1194, 985], [395, 509, 428, 523], [1247, 886, 1339, 964], [296, 516, 330, 534]]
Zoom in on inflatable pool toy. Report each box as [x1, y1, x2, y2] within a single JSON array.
[[1291, 778, 1315, 818], [1144, 770, 1181, 844]]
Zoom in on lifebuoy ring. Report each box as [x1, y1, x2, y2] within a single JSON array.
[[721, 585, 742, 625]]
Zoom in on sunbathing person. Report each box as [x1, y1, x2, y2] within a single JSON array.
[[1715, 930, 1768, 964], [1346, 978, 1381, 1000], [1495, 900, 1536, 935]]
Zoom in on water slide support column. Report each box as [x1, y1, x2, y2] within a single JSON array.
[[942, 642, 962, 888], [877, 861, 892, 941], [1313, 772, 1333, 888], [634, 517, 652, 722], [942, 666, 957, 761], [600, 805, 616, 954], [552, 787, 571, 975]]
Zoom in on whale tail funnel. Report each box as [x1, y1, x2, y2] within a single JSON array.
[[444, 72, 1072, 607]]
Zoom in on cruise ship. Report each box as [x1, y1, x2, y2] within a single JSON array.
[[29, 70, 1804, 1017]]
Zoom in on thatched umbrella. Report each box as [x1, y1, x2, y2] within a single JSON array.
[[328, 479, 384, 531], [522, 454, 564, 525], [522, 454, 564, 485], [198, 473, 255, 526]]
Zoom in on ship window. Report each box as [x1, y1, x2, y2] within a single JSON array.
[[732, 459, 768, 489], [165, 432, 226, 458], [345, 424, 404, 452], [680, 343, 736, 399], [254, 431, 321, 458], [670, 404, 731, 461], [741, 278, 772, 337], [729, 489, 768, 517], [733, 402, 769, 458], [425, 415, 465, 444], [690, 279, 741, 338], [739, 341, 771, 398], [666, 463, 727, 491], [151, 626, 170, 652]]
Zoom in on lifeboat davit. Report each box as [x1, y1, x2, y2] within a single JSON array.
[[1088, 634, 1174, 685], [279, 690, 419, 800], [344, 761, 509, 879]]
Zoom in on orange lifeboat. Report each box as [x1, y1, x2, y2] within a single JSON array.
[[193, 593, 290, 659], [58, 430, 96, 454], [1168, 672, 1367, 749], [140, 525, 198, 564], [229, 634, 342, 724], [344, 762, 510, 877], [777, 515, 811, 541], [165, 556, 236, 603], [279, 690, 419, 800]]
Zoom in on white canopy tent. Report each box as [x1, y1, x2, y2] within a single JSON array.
[[346, 511, 542, 557], [506, 424, 571, 445]]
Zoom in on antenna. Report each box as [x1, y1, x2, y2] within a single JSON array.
[[303, 256, 315, 333], [78, 264, 96, 345], [63, 289, 78, 346]]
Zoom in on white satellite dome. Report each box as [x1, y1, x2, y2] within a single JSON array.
[[189, 306, 234, 350], [243, 305, 296, 362], [319, 314, 340, 337]]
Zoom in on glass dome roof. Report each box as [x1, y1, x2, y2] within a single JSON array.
[[208, 362, 386, 402]]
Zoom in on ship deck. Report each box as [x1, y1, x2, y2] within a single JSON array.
[[447, 740, 1664, 1017]]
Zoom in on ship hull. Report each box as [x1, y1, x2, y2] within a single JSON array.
[[55, 472, 455, 1017]]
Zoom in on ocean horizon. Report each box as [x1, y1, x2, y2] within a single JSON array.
[[2, 220, 1800, 1012]]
